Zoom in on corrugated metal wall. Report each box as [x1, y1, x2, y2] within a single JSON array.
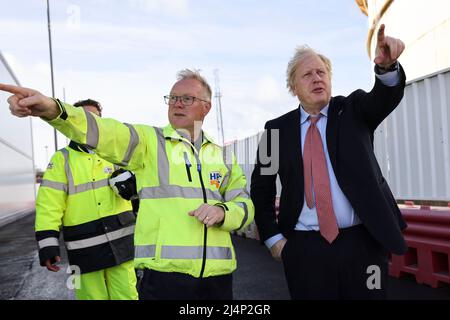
[[374, 67, 450, 201], [0, 52, 36, 226]]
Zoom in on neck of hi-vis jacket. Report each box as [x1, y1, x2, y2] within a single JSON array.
[[47, 101, 255, 278], [35, 144, 135, 274]]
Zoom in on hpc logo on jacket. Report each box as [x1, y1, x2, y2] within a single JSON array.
[[209, 171, 222, 189]]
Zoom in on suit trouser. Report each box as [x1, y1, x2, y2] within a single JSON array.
[[75, 260, 138, 300], [138, 269, 233, 300], [281, 224, 388, 300]]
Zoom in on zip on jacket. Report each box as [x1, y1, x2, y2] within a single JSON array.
[[194, 153, 208, 278]]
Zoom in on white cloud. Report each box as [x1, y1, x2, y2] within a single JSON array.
[[255, 75, 283, 102], [129, 0, 189, 16]]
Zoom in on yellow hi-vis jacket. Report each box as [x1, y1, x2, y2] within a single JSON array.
[[35, 141, 135, 274], [48, 100, 255, 278]]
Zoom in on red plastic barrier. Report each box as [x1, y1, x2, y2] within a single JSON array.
[[389, 208, 450, 288]]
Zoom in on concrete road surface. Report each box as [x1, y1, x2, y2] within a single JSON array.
[[1, 213, 450, 300]]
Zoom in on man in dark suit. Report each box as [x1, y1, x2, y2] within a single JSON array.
[[251, 24, 407, 300]]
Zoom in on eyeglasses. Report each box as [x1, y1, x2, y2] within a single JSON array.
[[164, 95, 209, 106]]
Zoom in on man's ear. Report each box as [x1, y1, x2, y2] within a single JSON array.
[[292, 85, 297, 95], [203, 102, 212, 116]]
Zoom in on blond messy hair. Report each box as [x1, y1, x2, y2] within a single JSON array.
[[286, 45, 333, 95]]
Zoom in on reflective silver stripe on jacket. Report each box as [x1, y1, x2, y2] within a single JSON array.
[[40, 180, 68, 193], [223, 188, 250, 202], [235, 201, 249, 231], [85, 110, 99, 149], [135, 245, 232, 260], [60, 148, 111, 195], [65, 225, 135, 250], [38, 237, 59, 249], [139, 185, 222, 201], [154, 127, 170, 185], [60, 149, 74, 193], [120, 123, 140, 166], [68, 179, 110, 195], [135, 245, 156, 259]]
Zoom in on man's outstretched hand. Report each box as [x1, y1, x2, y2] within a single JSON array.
[[0, 84, 59, 120], [374, 24, 405, 68]]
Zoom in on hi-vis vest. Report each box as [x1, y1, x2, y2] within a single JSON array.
[[35, 142, 135, 274], [49, 100, 255, 278]]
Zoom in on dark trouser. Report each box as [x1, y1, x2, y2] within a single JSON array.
[[281, 224, 388, 300], [138, 269, 233, 300]]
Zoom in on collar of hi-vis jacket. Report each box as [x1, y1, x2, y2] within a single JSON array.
[[162, 124, 218, 149], [69, 140, 94, 154]]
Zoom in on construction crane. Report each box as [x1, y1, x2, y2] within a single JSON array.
[[214, 69, 225, 146]]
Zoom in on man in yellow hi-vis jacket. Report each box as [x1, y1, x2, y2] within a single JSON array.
[[2, 69, 254, 300], [35, 99, 138, 300]]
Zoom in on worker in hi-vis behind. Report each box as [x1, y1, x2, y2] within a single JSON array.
[[35, 99, 138, 300]]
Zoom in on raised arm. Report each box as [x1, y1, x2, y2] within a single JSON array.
[[1, 84, 147, 171], [354, 24, 407, 130]]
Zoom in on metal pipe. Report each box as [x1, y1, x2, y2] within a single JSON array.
[[46, 0, 58, 151]]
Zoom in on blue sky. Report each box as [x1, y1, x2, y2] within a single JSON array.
[[0, 0, 373, 170]]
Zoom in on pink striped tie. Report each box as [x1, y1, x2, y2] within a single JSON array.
[[303, 115, 339, 243]]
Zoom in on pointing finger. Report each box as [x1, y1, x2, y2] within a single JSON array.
[[377, 24, 386, 43], [0, 83, 33, 96]]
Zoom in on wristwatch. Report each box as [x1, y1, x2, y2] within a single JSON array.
[[375, 61, 399, 74]]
